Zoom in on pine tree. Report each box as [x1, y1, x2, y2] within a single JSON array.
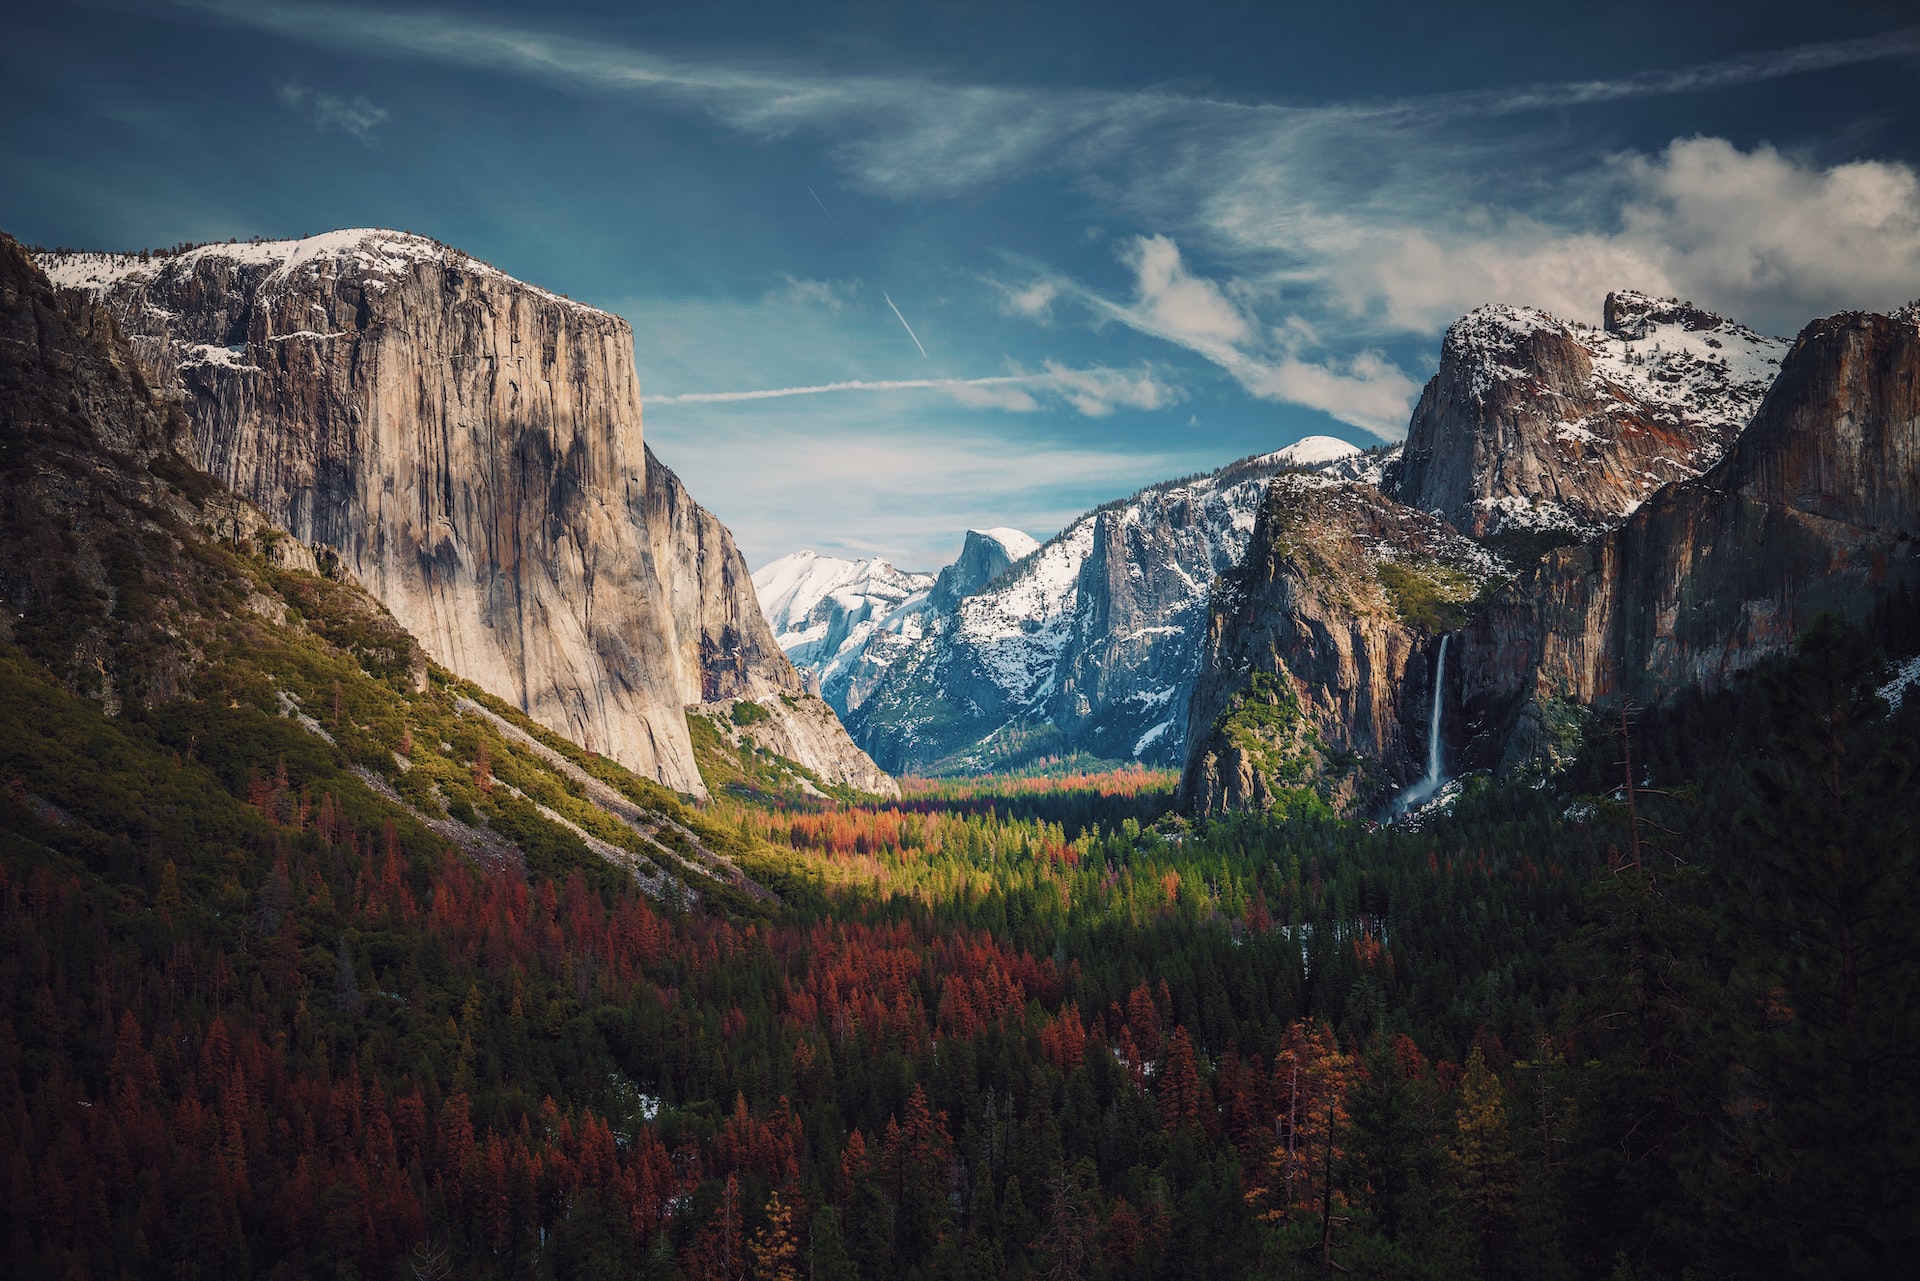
[[1449, 1046, 1517, 1276], [749, 1190, 800, 1281], [1718, 617, 1920, 1276]]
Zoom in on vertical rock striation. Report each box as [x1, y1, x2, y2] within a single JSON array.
[[39, 231, 892, 797]]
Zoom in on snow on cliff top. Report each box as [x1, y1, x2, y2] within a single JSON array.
[[36, 229, 613, 318], [1447, 292, 1785, 420], [1256, 435, 1363, 469], [974, 527, 1041, 561]]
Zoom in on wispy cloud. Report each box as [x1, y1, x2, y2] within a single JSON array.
[[190, 1, 1920, 338], [651, 363, 1181, 418], [645, 412, 1201, 567], [276, 82, 388, 142], [192, 3, 1920, 189], [1038, 235, 1418, 437]]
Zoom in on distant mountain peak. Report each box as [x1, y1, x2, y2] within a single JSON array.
[[1256, 436, 1363, 469]]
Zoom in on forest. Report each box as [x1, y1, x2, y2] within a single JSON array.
[[2, 572, 1917, 1279]]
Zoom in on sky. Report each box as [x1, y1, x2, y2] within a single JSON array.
[[6, 1, 1920, 570]]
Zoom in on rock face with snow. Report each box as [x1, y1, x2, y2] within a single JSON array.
[[752, 549, 938, 713], [1390, 292, 1785, 541], [1180, 475, 1504, 817], [843, 445, 1362, 773], [756, 551, 935, 672], [39, 231, 894, 798], [1451, 302, 1920, 776], [929, 528, 1037, 613]]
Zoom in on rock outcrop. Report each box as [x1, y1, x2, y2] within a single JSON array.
[[927, 528, 1036, 613], [693, 694, 900, 798], [1390, 292, 1784, 541], [1452, 304, 1920, 775], [39, 231, 893, 798], [1180, 476, 1503, 816]]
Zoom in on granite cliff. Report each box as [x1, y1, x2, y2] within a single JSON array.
[[1179, 475, 1502, 817], [39, 231, 891, 798], [1453, 303, 1920, 776]]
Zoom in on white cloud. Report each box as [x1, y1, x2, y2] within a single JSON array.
[[1052, 236, 1417, 436], [764, 274, 858, 311], [1240, 351, 1425, 436], [1124, 235, 1251, 346], [1315, 139, 1920, 335], [1620, 138, 1920, 325], [276, 82, 388, 142], [1040, 360, 1177, 417], [992, 278, 1060, 320]]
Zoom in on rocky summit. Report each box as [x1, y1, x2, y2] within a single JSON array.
[[37, 231, 893, 799], [1390, 291, 1785, 544]]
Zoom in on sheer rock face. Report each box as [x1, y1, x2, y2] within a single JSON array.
[[39, 231, 892, 797], [1179, 477, 1502, 817], [1453, 305, 1920, 775], [928, 529, 1030, 614], [1390, 292, 1785, 539]]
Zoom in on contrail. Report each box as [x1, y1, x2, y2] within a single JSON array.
[[806, 184, 846, 238], [884, 291, 929, 359], [653, 373, 1043, 404]]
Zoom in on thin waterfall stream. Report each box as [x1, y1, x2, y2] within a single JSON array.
[[1397, 634, 1450, 814]]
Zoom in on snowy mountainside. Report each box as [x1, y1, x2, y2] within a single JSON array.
[[752, 551, 935, 670], [752, 529, 1037, 720], [1392, 290, 1786, 540], [844, 444, 1367, 773]]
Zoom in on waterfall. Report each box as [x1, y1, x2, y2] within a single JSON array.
[[1397, 635, 1450, 814]]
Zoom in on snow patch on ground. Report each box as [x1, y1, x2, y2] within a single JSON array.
[[1880, 655, 1920, 710], [1133, 718, 1175, 757]]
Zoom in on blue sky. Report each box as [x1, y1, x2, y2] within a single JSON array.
[[7, 1, 1920, 569]]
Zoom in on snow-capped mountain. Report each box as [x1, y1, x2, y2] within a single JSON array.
[[1391, 290, 1786, 540], [753, 551, 935, 671], [843, 444, 1367, 773], [753, 528, 1039, 719]]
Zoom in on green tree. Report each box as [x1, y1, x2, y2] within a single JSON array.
[[1717, 617, 1920, 1276]]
